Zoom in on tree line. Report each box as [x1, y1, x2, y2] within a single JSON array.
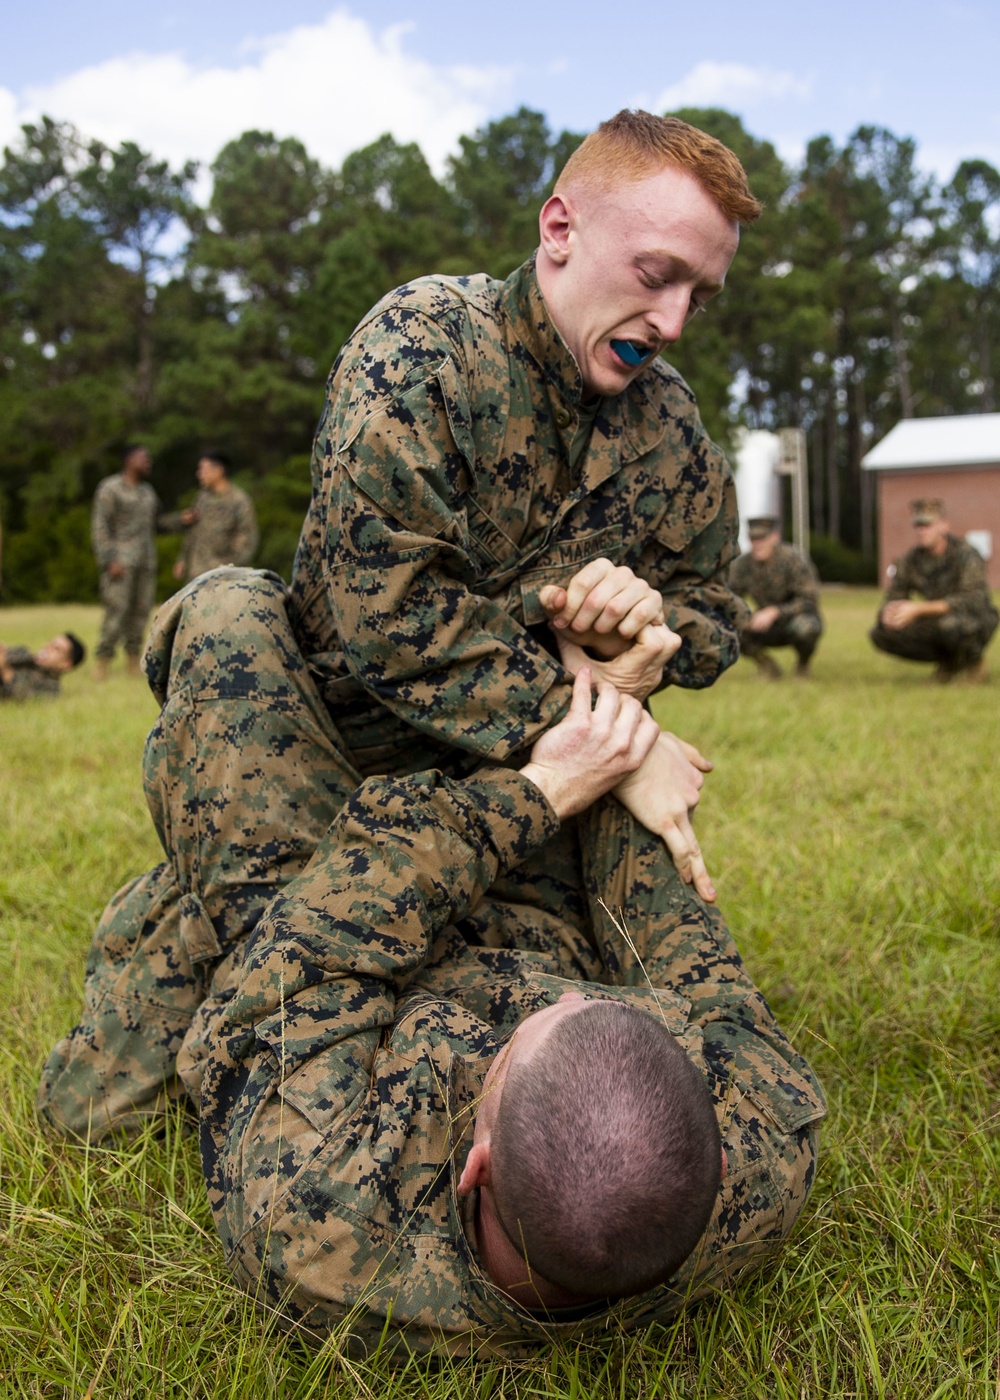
[[1, 105, 996, 600]]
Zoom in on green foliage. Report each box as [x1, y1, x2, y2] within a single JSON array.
[[251, 456, 313, 579], [808, 534, 878, 584], [2, 503, 99, 602], [2, 107, 998, 596], [447, 106, 582, 274], [2, 591, 998, 1394]]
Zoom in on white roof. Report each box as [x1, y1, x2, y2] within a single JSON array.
[[861, 414, 1000, 471]]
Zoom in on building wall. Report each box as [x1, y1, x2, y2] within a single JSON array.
[[875, 464, 1000, 589]]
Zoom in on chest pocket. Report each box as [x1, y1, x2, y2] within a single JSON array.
[[272, 1028, 379, 1134], [517, 525, 624, 626]]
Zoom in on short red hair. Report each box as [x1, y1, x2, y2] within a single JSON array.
[[556, 109, 762, 225]]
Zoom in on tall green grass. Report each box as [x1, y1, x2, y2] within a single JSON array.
[[1, 591, 997, 1398]]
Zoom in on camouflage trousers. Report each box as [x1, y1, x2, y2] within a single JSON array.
[[43, 565, 745, 1139], [38, 568, 824, 1344], [869, 610, 997, 670], [39, 567, 362, 1139], [739, 612, 823, 664], [96, 564, 157, 660]]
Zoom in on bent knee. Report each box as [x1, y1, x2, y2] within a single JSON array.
[[778, 1121, 821, 1238], [37, 1030, 187, 1144], [939, 613, 983, 644], [144, 568, 292, 702], [790, 614, 822, 641], [181, 565, 285, 608]]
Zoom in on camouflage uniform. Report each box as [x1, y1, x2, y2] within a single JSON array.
[[729, 544, 823, 665], [286, 257, 747, 976], [870, 534, 998, 670], [42, 259, 749, 1135], [0, 646, 61, 700], [168, 485, 259, 581], [291, 256, 747, 787], [39, 569, 360, 1140], [91, 473, 161, 661], [39, 568, 824, 1358]]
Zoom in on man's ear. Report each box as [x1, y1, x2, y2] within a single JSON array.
[[457, 1141, 492, 1198], [720, 1145, 728, 1181], [538, 193, 573, 265]]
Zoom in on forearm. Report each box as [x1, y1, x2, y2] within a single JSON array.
[[232, 530, 258, 566], [91, 513, 114, 569], [882, 595, 949, 627], [643, 476, 746, 690], [330, 524, 570, 760], [783, 558, 822, 619], [224, 769, 559, 1072], [234, 500, 259, 563], [659, 578, 746, 689], [777, 590, 819, 621]]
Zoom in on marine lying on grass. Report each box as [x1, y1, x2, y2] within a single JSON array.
[[0, 632, 86, 700]]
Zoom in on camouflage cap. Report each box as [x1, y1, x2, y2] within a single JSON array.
[[910, 498, 944, 526], [747, 516, 779, 540]]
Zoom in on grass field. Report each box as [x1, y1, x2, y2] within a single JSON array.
[[1, 590, 998, 1398]]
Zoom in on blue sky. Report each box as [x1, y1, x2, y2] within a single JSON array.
[[2, 1, 997, 187]]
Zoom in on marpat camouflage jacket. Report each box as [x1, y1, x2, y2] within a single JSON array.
[[91, 474, 161, 572], [168, 485, 259, 580], [0, 646, 60, 700], [729, 543, 821, 621], [199, 767, 826, 1359], [885, 534, 998, 627], [291, 258, 747, 779]]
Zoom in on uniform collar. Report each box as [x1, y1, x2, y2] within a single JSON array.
[[499, 257, 670, 467], [918, 534, 958, 560], [500, 255, 586, 415]]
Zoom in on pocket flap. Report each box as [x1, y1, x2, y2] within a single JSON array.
[[518, 525, 625, 625]]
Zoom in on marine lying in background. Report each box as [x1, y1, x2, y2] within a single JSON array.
[[0, 633, 86, 700]]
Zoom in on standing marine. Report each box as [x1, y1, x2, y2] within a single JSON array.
[[91, 444, 162, 679], [168, 451, 259, 583]]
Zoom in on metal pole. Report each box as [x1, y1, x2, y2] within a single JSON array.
[[779, 427, 811, 559]]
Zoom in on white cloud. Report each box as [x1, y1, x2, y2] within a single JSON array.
[[653, 61, 812, 113], [770, 131, 808, 170], [0, 8, 513, 183], [918, 138, 1000, 183], [0, 85, 18, 149]]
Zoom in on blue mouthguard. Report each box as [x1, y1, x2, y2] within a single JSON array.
[[610, 339, 653, 366]]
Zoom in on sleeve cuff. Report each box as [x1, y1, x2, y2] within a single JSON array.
[[447, 767, 562, 875], [481, 672, 572, 763]]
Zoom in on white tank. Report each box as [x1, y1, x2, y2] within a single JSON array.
[[732, 428, 782, 553]]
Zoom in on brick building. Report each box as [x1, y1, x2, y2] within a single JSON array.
[[861, 414, 1000, 589]]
